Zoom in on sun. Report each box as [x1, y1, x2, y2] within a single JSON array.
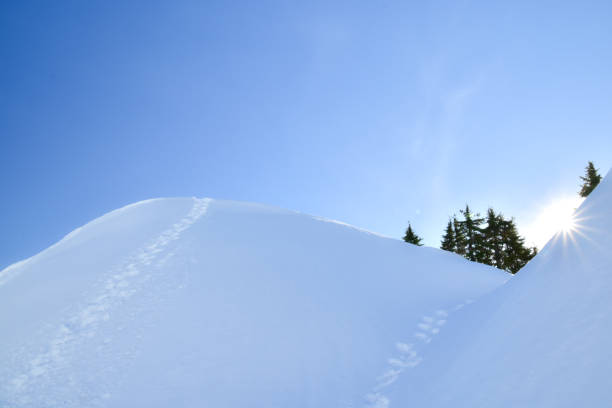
[[522, 196, 584, 248], [555, 202, 578, 233]]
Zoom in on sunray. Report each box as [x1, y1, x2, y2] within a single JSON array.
[[552, 202, 606, 259]]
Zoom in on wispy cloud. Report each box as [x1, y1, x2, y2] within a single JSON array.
[[409, 55, 486, 198]]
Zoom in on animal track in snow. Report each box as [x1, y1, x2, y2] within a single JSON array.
[[3, 198, 211, 407], [365, 301, 471, 408]]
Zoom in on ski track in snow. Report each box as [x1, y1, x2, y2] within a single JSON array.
[[2, 198, 211, 408], [365, 299, 474, 408]]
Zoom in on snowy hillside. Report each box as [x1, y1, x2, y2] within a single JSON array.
[[0, 198, 506, 407], [394, 171, 612, 407]]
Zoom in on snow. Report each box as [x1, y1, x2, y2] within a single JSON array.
[[3, 171, 610, 407], [394, 171, 612, 407], [0, 196, 506, 407]]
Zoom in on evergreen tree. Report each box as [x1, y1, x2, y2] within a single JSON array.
[[453, 215, 467, 256], [500, 218, 536, 274], [458, 205, 484, 262], [579, 161, 602, 197], [442, 206, 536, 274], [403, 223, 423, 246], [482, 208, 504, 268], [440, 220, 456, 252]]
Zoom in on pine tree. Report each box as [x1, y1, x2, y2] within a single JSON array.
[[403, 223, 423, 246], [482, 208, 504, 268], [500, 218, 536, 274], [579, 161, 602, 197], [453, 215, 467, 256], [443, 206, 536, 274], [440, 220, 456, 252], [458, 205, 484, 262]]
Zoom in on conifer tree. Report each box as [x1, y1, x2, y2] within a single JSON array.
[[482, 208, 504, 268], [579, 161, 602, 197], [440, 220, 456, 252], [500, 218, 536, 274], [442, 206, 536, 274], [458, 205, 484, 262], [453, 216, 467, 256], [403, 223, 423, 246]]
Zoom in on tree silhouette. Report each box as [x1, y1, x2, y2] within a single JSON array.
[[403, 223, 423, 246], [579, 161, 602, 197]]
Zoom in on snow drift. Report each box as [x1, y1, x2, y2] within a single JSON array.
[[0, 198, 506, 407]]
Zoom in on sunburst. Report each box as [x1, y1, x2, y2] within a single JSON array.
[[523, 196, 584, 248]]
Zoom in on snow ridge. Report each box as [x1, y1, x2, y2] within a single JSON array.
[[2, 198, 211, 408]]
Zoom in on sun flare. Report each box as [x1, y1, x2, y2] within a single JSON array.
[[523, 196, 584, 248], [557, 205, 577, 233]]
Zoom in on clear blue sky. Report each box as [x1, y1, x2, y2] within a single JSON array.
[[1, 0, 611, 269]]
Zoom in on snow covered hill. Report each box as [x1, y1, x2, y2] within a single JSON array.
[[0, 198, 506, 408], [4, 171, 609, 408], [395, 171, 612, 407]]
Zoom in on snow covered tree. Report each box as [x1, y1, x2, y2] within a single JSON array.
[[403, 223, 423, 246], [579, 161, 602, 197], [440, 220, 456, 252]]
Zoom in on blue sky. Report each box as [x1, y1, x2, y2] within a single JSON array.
[[1, 0, 611, 269]]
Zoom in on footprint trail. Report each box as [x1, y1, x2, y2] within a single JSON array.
[[2, 198, 211, 408]]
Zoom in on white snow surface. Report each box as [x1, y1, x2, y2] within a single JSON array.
[[5, 174, 611, 408], [396, 171, 612, 407], [0, 196, 507, 407]]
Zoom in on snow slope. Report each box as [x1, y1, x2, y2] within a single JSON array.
[[0, 198, 506, 407], [395, 171, 612, 407]]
